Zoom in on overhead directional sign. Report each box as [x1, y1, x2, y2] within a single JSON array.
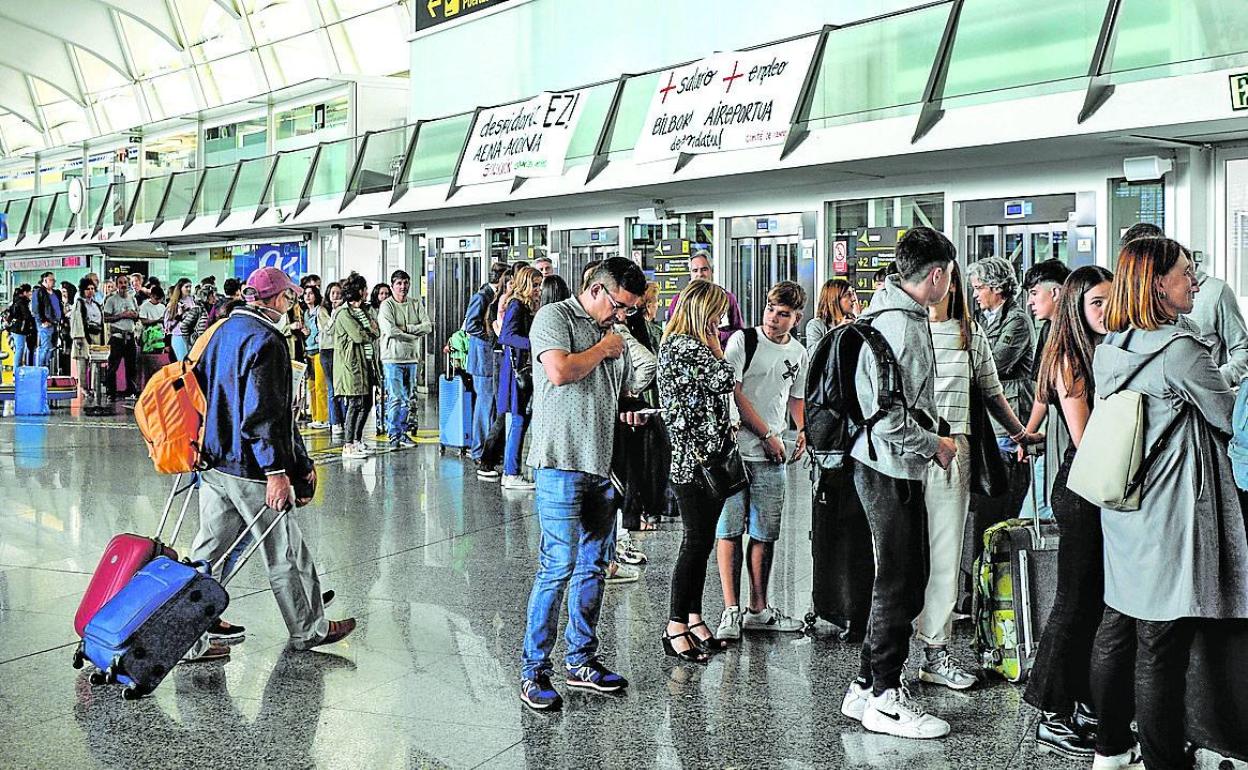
[[417, 0, 517, 33]]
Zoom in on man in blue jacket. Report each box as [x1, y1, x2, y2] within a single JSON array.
[[184, 267, 356, 662], [463, 262, 508, 471]]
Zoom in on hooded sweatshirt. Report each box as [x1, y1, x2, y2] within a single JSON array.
[[1093, 318, 1248, 620], [849, 275, 941, 481]]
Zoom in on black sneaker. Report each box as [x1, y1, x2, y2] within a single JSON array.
[[208, 620, 246, 642], [565, 658, 628, 693], [520, 673, 563, 711], [477, 466, 501, 480]]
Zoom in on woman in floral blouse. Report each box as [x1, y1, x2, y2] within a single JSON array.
[[657, 279, 736, 663]]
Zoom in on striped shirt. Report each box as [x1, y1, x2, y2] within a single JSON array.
[[349, 307, 375, 361], [929, 318, 1004, 436]]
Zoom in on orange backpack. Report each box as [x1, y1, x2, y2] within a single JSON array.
[[134, 321, 224, 474]]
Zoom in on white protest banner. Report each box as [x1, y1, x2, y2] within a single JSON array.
[[632, 35, 820, 165], [456, 90, 585, 187]]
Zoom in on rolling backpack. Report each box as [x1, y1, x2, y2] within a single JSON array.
[[133, 319, 224, 474], [1228, 384, 1248, 491]]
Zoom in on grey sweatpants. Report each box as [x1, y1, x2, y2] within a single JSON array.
[[187, 469, 330, 653]]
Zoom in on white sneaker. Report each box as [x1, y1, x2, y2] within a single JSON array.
[[501, 474, 535, 490], [615, 536, 646, 565], [309, 421, 329, 429], [918, 648, 977, 690], [742, 606, 805, 633], [716, 606, 743, 641], [861, 687, 950, 739], [342, 443, 369, 459], [841, 681, 871, 722], [330, 426, 343, 439], [604, 561, 640, 584], [1092, 747, 1145, 770]]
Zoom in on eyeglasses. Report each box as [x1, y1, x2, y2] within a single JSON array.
[[598, 284, 640, 317]]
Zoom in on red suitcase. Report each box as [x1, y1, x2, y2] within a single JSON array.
[[73, 473, 197, 637]]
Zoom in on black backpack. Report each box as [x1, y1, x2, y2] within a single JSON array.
[[804, 317, 906, 471]]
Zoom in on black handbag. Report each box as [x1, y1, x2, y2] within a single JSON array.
[[510, 346, 532, 394], [698, 433, 749, 500], [967, 349, 1008, 497]]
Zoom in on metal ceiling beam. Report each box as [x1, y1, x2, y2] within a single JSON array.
[[1078, 0, 1124, 124], [0, 43, 86, 107], [911, 0, 965, 144], [0, 7, 131, 79], [97, 0, 186, 50], [0, 66, 47, 132]]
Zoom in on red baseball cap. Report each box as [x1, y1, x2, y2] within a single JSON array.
[[245, 267, 298, 300]]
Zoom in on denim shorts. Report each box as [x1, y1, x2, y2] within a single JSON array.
[[716, 460, 786, 542]]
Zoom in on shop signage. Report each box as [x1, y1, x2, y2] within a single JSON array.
[[633, 35, 820, 165], [232, 242, 307, 281], [456, 90, 586, 188], [6, 255, 84, 271], [417, 0, 517, 33]]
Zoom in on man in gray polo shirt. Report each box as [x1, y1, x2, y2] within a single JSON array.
[[102, 277, 140, 399], [519, 257, 649, 712]]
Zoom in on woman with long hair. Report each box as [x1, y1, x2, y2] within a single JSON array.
[[1088, 239, 1248, 770], [1017, 266, 1114, 760], [165, 278, 194, 360], [806, 278, 860, 352], [539, 274, 571, 307], [303, 285, 329, 429], [497, 266, 541, 489], [321, 282, 344, 438], [656, 279, 737, 663], [333, 277, 379, 458], [367, 282, 390, 436], [916, 261, 1039, 690]]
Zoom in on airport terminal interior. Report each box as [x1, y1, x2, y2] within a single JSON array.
[[2, 0, 1248, 767]]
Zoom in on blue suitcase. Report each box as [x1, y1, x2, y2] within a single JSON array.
[[80, 505, 288, 700], [15, 365, 49, 416], [439, 370, 473, 456]]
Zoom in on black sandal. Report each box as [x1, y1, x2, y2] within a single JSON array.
[[662, 630, 710, 663], [688, 621, 730, 652]]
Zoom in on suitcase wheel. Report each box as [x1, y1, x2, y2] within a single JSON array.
[[89, 671, 107, 686], [121, 686, 145, 701], [72, 648, 85, 670], [804, 612, 816, 628]]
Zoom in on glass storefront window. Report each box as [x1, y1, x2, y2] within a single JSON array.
[[276, 97, 350, 142], [1225, 159, 1248, 298], [826, 193, 945, 304], [624, 211, 714, 269]]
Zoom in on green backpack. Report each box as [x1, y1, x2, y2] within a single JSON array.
[[141, 325, 166, 354]]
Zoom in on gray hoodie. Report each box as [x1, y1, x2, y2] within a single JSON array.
[[850, 276, 941, 481], [1093, 318, 1248, 621]]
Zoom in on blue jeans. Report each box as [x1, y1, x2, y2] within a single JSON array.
[[171, 335, 189, 362], [36, 325, 56, 368], [10, 333, 27, 371], [383, 362, 419, 440], [1026, 453, 1053, 519], [504, 413, 527, 476], [323, 350, 342, 426], [521, 468, 616, 681], [718, 460, 787, 542], [470, 374, 495, 460]]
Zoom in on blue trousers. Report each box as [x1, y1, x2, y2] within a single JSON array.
[[520, 469, 615, 681], [470, 374, 495, 461], [504, 413, 527, 476], [383, 362, 419, 440], [36, 325, 56, 368]]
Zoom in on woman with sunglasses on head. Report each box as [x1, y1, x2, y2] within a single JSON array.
[[1088, 238, 1248, 770], [656, 279, 737, 663]]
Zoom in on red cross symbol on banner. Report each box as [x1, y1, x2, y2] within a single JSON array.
[[659, 73, 677, 103], [723, 61, 744, 92]]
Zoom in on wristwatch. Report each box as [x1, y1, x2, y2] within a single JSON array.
[[762, 429, 778, 441]]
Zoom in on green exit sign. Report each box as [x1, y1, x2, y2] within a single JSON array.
[[1232, 73, 1248, 111]]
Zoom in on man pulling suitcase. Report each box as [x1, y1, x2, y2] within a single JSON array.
[[184, 267, 357, 662]]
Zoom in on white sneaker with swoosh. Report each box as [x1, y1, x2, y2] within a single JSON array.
[[861, 686, 950, 739]]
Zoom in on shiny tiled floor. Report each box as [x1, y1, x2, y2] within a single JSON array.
[[0, 405, 1223, 769]]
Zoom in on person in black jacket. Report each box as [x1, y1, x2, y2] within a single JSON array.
[[5, 284, 37, 370], [33, 272, 65, 369]]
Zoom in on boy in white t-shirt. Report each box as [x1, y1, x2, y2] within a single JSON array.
[[715, 281, 809, 640]]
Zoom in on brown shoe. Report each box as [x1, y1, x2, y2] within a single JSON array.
[[182, 643, 231, 664], [302, 618, 357, 650]]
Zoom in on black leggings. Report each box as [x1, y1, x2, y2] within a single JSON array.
[[668, 482, 724, 622], [342, 392, 373, 443]]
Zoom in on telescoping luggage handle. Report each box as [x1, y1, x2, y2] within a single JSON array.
[[153, 472, 199, 547], [210, 502, 293, 588]]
